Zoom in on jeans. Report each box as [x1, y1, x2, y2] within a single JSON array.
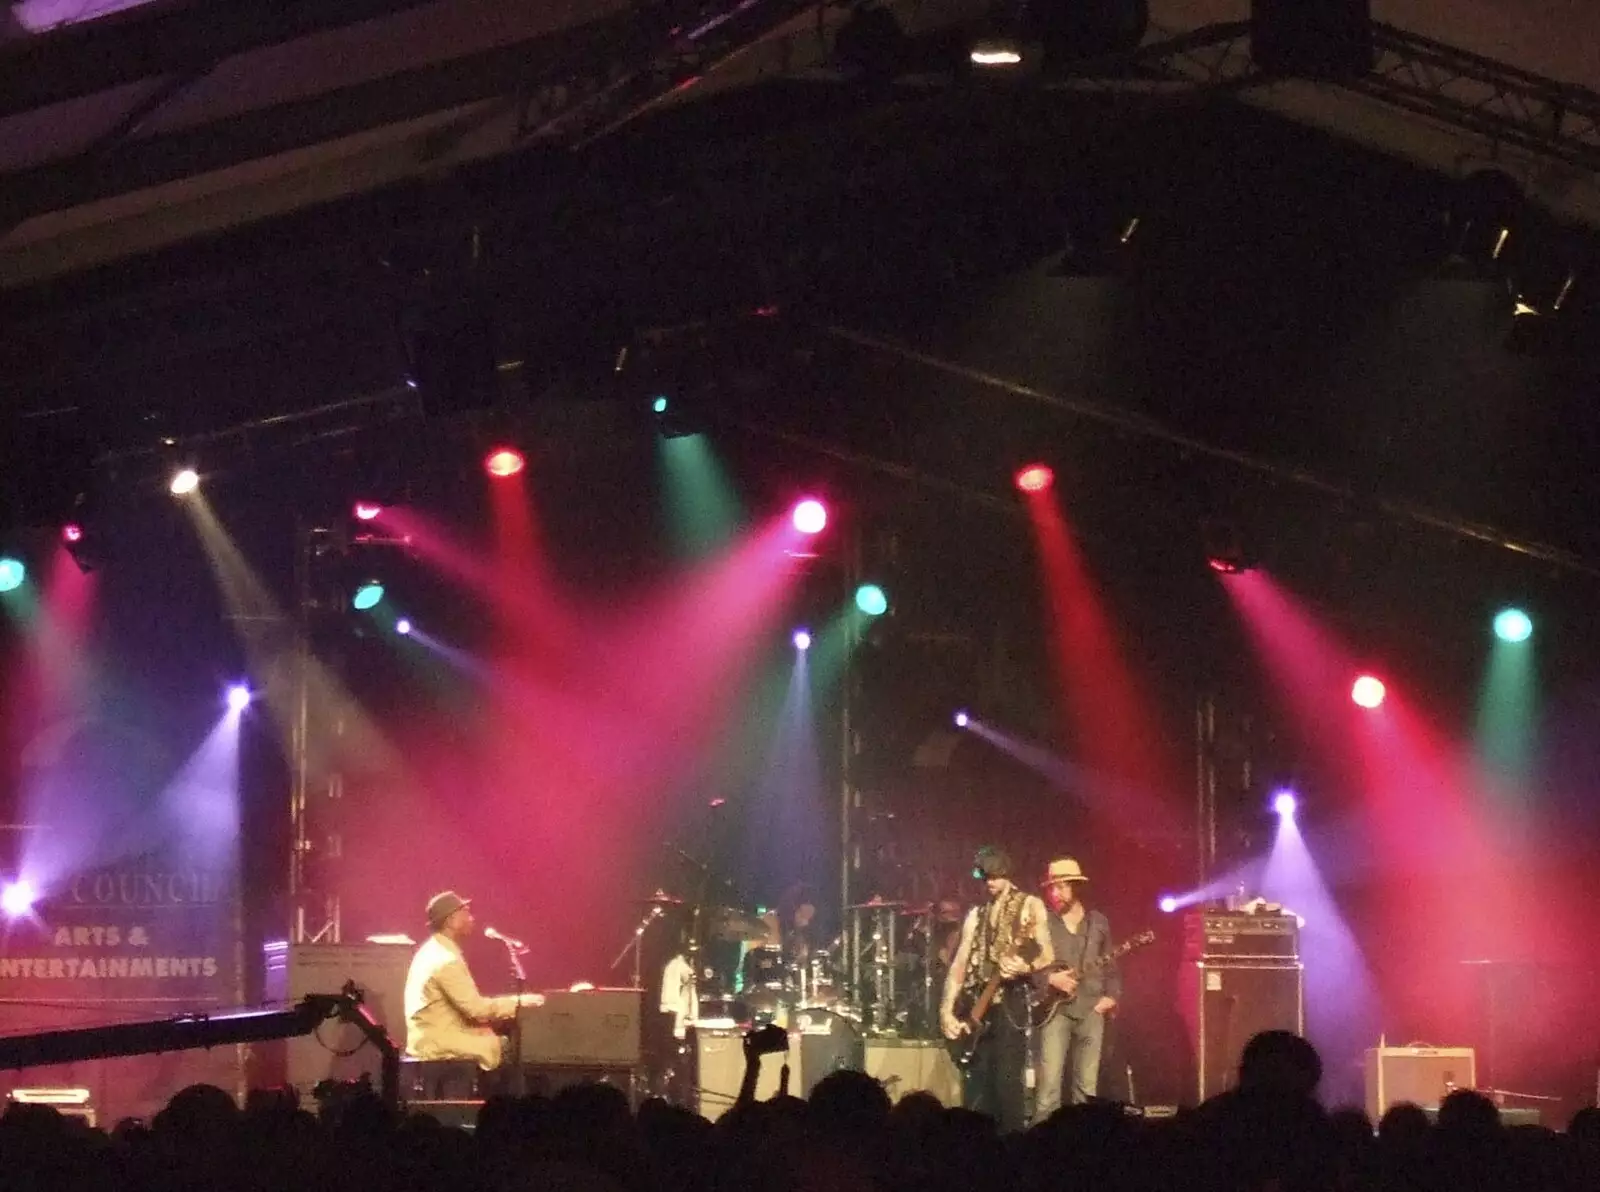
[[1033, 1006, 1105, 1122], [962, 985, 1031, 1133]]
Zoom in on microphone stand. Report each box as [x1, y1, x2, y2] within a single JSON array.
[[497, 937, 528, 1096], [609, 906, 664, 988]]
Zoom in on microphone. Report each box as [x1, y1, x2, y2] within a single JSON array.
[[484, 926, 527, 951]]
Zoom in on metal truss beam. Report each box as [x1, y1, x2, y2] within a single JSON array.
[[1111, 21, 1600, 186], [1357, 23, 1600, 178]]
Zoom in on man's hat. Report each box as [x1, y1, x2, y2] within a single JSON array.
[[426, 890, 471, 929], [1041, 858, 1089, 886], [972, 846, 1014, 880]]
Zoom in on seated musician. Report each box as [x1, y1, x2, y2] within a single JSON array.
[[404, 890, 543, 1070]]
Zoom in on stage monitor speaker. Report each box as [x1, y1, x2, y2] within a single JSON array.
[[1364, 1046, 1476, 1118], [1251, 0, 1372, 78], [1179, 961, 1303, 1102], [695, 1028, 797, 1122], [864, 1039, 963, 1106], [519, 988, 642, 1067], [263, 942, 412, 1098]]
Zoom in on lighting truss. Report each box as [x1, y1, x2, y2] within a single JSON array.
[[1081, 20, 1600, 182], [516, 0, 827, 147]]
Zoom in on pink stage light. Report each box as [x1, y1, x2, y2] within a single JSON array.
[[792, 498, 828, 535], [226, 685, 252, 712], [62, 523, 83, 543], [1, 880, 36, 919], [1351, 675, 1387, 709], [1014, 464, 1054, 494], [1158, 895, 1178, 914], [954, 710, 970, 728], [353, 501, 383, 521], [1272, 789, 1298, 817], [485, 447, 526, 478]]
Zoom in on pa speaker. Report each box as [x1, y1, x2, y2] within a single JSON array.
[[263, 942, 411, 1098], [1252, 0, 1372, 79]]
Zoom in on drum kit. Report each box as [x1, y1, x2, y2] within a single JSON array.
[[637, 888, 965, 1039]]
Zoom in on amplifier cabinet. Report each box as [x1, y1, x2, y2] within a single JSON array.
[[1184, 912, 1299, 960], [518, 989, 642, 1067], [864, 1039, 963, 1106], [695, 1028, 795, 1121], [1179, 961, 1304, 1102], [1364, 1047, 1476, 1118], [263, 942, 411, 1097]]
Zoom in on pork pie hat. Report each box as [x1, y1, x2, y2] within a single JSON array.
[[426, 890, 472, 929]]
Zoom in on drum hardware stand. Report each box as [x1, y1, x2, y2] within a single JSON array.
[[609, 906, 664, 989]]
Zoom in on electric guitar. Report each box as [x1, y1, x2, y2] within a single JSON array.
[[947, 907, 1036, 1069], [1028, 929, 1155, 1029]]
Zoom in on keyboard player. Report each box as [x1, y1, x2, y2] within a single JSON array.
[[404, 890, 545, 1070]]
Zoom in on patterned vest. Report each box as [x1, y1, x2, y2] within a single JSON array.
[[970, 887, 1029, 987]]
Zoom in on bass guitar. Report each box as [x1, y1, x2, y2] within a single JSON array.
[[1029, 929, 1155, 1029], [947, 908, 1036, 1069]]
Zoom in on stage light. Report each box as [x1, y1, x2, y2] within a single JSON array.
[[855, 584, 888, 616], [1493, 607, 1533, 643], [954, 710, 970, 728], [396, 619, 413, 636], [353, 501, 383, 522], [352, 581, 385, 611], [792, 498, 828, 535], [169, 468, 199, 496], [0, 556, 25, 592], [1158, 896, 1178, 914], [793, 628, 812, 651], [971, 38, 1023, 66], [652, 395, 669, 415], [226, 685, 252, 712], [62, 523, 83, 544], [1272, 789, 1298, 817], [1014, 464, 1054, 494], [1351, 675, 1387, 709], [1, 880, 36, 919], [484, 447, 525, 478]]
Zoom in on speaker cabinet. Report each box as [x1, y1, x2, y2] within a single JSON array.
[[263, 942, 411, 1097], [1365, 1047, 1476, 1118], [1179, 961, 1304, 1102], [1251, 0, 1372, 78], [864, 1039, 963, 1106]]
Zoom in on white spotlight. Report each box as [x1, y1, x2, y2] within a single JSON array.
[[170, 468, 200, 496]]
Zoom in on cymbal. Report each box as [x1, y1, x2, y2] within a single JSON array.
[[641, 890, 684, 905], [847, 896, 904, 910], [707, 908, 769, 942]]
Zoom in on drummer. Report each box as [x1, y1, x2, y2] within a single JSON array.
[[777, 883, 819, 969]]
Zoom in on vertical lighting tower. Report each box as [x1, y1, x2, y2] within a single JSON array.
[[289, 523, 343, 944]]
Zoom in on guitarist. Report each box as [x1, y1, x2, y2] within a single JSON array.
[[939, 846, 1054, 1131], [1032, 856, 1121, 1121]]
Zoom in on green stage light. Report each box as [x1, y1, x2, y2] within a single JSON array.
[[352, 581, 384, 611], [1493, 607, 1532, 643], [0, 556, 24, 593], [652, 395, 669, 414], [855, 583, 888, 616]]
